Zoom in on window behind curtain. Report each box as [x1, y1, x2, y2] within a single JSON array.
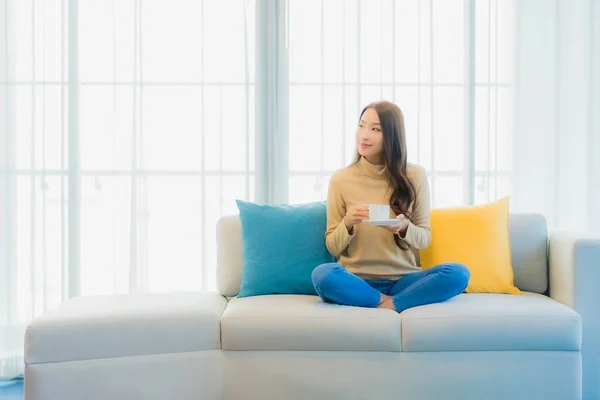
[[1, 0, 256, 314], [286, 0, 513, 208]]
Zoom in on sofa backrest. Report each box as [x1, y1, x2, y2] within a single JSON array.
[[508, 213, 548, 293], [216, 213, 549, 297]]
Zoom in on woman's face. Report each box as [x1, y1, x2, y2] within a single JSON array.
[[356, 107, 384, 163]]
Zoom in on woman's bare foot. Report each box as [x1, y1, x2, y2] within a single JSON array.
[[378, 293, 391, 305], [377, 297, 397, 311]]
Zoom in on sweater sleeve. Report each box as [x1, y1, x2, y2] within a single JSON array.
[[400, 167, 432, 250], [325, 174, 355, 258]]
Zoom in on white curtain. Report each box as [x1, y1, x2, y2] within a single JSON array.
[[512, 0, 600, 235], [1, 0, 598, 380], [285, 0, 516, 208]]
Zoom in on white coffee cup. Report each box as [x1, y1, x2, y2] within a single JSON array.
[[368, 204, 390, 220]]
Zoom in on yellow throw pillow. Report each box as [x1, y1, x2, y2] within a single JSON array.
[[419, 197, 520, 294]]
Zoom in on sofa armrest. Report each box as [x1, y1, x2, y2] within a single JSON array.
[[549, 231, 600, 400]]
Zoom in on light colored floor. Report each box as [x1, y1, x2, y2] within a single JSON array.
[[0, 380, 23, 400]]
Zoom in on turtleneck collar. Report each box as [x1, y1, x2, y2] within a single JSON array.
[[357, 156, 387, 180]]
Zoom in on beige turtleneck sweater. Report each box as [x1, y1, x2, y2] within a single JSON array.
[[325, 156, 432, 280]]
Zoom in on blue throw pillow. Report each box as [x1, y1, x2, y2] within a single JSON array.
[[235, 199, 335, 298]]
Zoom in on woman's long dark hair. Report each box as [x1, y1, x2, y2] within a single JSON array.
[[353, 101, 416, 250]]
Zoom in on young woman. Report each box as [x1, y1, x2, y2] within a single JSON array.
[[312, 101, 470, 312]]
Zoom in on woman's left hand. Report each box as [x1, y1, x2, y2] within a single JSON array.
[[383, 214, 410, 236]]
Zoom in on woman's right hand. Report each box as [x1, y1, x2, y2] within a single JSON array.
[[343, 205, 369, 231]]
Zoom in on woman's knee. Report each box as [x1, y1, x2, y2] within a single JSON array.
[[443, 262, 471, 290], [311, 263, 343, 289]]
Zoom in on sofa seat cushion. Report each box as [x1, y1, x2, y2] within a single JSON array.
[[25, 292, 228, 364], [221, 295, 402, 351], [401, 292, 581, 352]]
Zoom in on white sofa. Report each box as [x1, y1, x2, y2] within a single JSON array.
[[24, 214, 600, 400]]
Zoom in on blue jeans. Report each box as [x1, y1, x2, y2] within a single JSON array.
[[311, 262, 470, 312]]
